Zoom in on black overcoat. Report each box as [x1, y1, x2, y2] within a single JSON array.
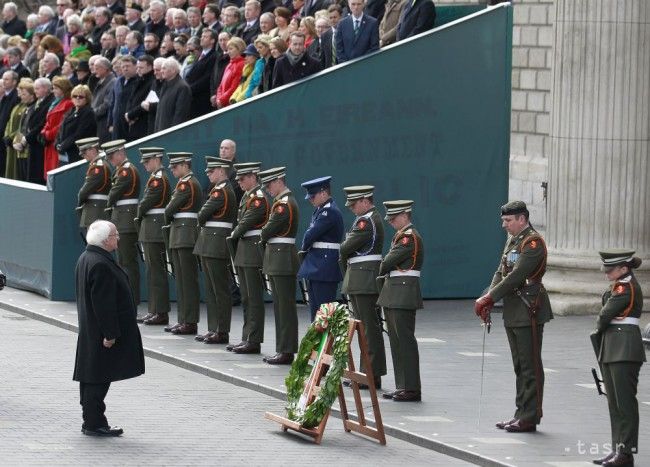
[[73, 245, 145, 384]]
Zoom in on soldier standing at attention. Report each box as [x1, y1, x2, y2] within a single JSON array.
[[102, 139, 141, 305], [475, 201, 553, 432], [591, 250, 644, 467], [340, 185, 386, 389], [193, 157, 237, 345], [163, 153, 202, 335], [227, 162, 269, 354], [134, 147, 171, 325], [259, 167, 300, 365], [76, 137, 111, 235], [378, 200, 424, 402], [298, 176, 344, 321]]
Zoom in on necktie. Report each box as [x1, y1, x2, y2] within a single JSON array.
[[354, 19, 360, 37]]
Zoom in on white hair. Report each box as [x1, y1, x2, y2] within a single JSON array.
[[153, 56, 166, 68], [43, 52, 60, 67], [86, 221, 113, 247], [3, 3, 18, 15], [26, 13, 39, 27], [34, 77, 52, 91], [150, 0, 167, 11], [38, 5, 55, 18], [67, 14, 82, 29], [163, 57, 180, 73]]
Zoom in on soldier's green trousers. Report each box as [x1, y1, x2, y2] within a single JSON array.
[[142, 242, 170, 315], [350, 294, 386, 379], [170, 248, 199, 324], [269, 275, 298, 353], [602, 361, 641, 454], [237, 266, 265, 344], [202, 257, 232, 333], [117, 232, 140, 305], [385, 308, 420, 391], [505, 324, 544, 424]]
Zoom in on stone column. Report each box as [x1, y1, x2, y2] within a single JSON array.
[[545, 0, 650, 314]]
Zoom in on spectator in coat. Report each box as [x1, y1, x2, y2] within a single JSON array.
[[124, 31, 146, 58], [61, 14, 83, 55], [68, 35, 93, 61], [126, 4, 145, 34], [202, 4, 221, 34], [140, 56, 165, 134], [213, 36, 246, 109], [5, 48, 31, 80], [0, 70, 20, 178], [209, 31, 232, 97], [124, 55, 155, 141], [55, 85, 96, 165], [143, 33, 161, 58], [153, 57, 191, 132], [2, 3, 27, 38], [41, 76, 74, 177], [35, 6, 58, 35], [144, 1, 169, 41], [90, 57, 115, 143], [396, 0, 436, 42], [40, 52, 62, 81], [25, 78, 54, 184], [3, 78, 30, 180], [111, 55, 138, 139], [74, 220, 145, 437], [272, 32, 321, 88], [13, 79, 37, 181], [90, 7, 112, 54], [379, 0, 407, 46], [271, 7, 292, 42], [254, 35, 275, 94], [186, 29, 218, 118], [335, 0, 379, 63], [239, 0, 262, 45]]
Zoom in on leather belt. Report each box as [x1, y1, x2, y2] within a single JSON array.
[[116, 199, 139, 206], [313, 242, 340, 250], [389, 270, 421, 277], [88, 194, 108, 200], [610, 317, 639, 326], [348, 254, 382, 264], [205, 221, 233, 229], [146, 208, 165, 215], [174, 212, 198, 219], [243, 229, 262, 237], [268, 237, 295, 244]]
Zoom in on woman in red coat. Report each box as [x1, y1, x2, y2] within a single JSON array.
[[41, 76, 74, 178], [213, 37, 246, 109]]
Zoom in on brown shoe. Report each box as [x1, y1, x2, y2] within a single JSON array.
[[232, 342, 261, 354], [496, 417, 517, 429], [263, 353, 294, 365], [137, 313, 155, 323], [204, 332, 229, 344], [593, 452, 615, 465], [505, 419, 537, 433], [602, 452, 633, 467], [145, 314, 169, 326], [163, 322, 181, 332], [392, 390, 421, 402], [226, 341, 246, 351], [171, 323, 198, 335], [195, 331, 214, 342], [382, 390, 398, 399]]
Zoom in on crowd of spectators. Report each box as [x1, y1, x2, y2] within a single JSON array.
[[0, 0, 436, 183]]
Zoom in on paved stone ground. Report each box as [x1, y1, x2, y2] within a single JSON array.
[[0, 309, 472, 466], [0, 287, 648, 467]]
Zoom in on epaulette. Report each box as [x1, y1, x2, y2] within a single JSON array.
[[618, 276, 632, 284], [612, 282, 630, 295]]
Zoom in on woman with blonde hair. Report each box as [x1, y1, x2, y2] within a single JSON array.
[[41, 76, 74, 176], [214, 36, 246, 109], [55, 85, 96, 165], [4, 79, 33, 180], [299, 16, 317, 49], [230, 43, 259, 104]]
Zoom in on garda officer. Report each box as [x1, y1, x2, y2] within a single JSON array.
[[591, 250, 645, 467], [340, 185, 386, 389], [298, 176, 344, 321], [135, 147, 171, 325], [102, 139, 141, 304], [226, 162, 269, 354], [259, 167, 300, 365], [76, 137, 111, 234], [378, 200, 424, 402], [475, 200, 553, 432], [193, 157, 237, 345], [163, 153, 202, 335]]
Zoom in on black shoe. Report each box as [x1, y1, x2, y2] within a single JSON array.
[[602, 452, 634, 467], [593, 452, 615, 465], [233, 342, 261, 354], [136, 313, 154, 323], [226, 341, 245, 351], [263, 353, 294, 364], [82, 426, 124, 437], [382, 389, 398, 399], [392, 390, 421, 402]]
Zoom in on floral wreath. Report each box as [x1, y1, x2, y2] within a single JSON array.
[[285, 302, 350, 428]]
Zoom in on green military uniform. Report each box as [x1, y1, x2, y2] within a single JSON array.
[[76, 137, 111, 229], [103, 140, 141, 304], [487, 201, 553, 427], [378, 200, 424, 399], [230, 162, 269, 348], [592, 250, 645, 461], [340, 185, 386, 385], [136, 147, 171, 320], [164, 153, 202, 327], [193, 157, 237, 339], [259, 167, 300, 359]]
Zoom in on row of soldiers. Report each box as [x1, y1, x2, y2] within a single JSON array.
[[75, 136, 425, 401]]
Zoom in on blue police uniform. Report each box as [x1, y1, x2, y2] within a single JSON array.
[[298, 177, 344, 320]]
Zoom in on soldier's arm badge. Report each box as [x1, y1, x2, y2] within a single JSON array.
[[529, 240, 538, 248], [253, 199, 261, 207], [211, 191, 220, 198], [93, 167, 100, 174], [613, 284, 626, 295], [179, 183, 187, 191], [357, 220, 367, 229], [150, 179, 159, 187], [275, 205, 285, 213], [120, 169, 128, 177], [401, 236, 410, 245]]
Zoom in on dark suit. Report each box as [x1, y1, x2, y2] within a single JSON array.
[[144, 19, 169, 41], [272, 52, 322, 88], [125, 71, 155, 141], [396, 0, 436, 41], [128, 19, 146, 34], [154, 75, 191, 132], [0, 88, 19, 178], [238, 20, 261, 45], [210, 49, 230, 95], [303, 0, 328, 17], [365, 0, 388, 23], [55, 105, 97, 164], [1, 17, 27, 37], [107, 1, 125, 15], [335, 14, 380, 63], [185, 49, 217, 118], [25, 94, 54, 184], [319, 29, 336, 68], [112, 76, 138, 140]]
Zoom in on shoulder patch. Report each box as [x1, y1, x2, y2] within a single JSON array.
[[150, 179, 159, 187], [93, 167, 101, 174], [275, 205, 285, 214], [253, 199, 261, 207], [529, 240, 538, 249], [179, 183, 187, 191], [401, 236, 410, 245], [357, 220, 367, 229], [613, 284, 627, 295], [120, 169, 129, 177], [211, 190, 220, 198], [153, 171, 163, 179]]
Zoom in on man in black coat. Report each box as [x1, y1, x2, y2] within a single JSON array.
[[1, 3, 27, 37], [125, 55, 155, 141], [74, 220, 145, 437], [396, 0, 435, 41], [272, 32, 322, 88], [0, 71, 19, 178], [111, 56, 139, 140], [186, 30, 217, 119], [154, 58, 191, 132], [209, 32, 232, 97]]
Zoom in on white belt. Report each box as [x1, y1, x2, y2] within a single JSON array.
[[389, 270, 421, 277], [348, 254, 382, 264], [174, 212, 198, 219], [88, 194, 108, 200], [116, 199, 139, 206], [268, 237, 295, 244], [205, 221, 233, 229], [313, 242, 340, 250], [611, 317, 639, 326], [146, 208, 165, 215], [243, 229, 262, 237]]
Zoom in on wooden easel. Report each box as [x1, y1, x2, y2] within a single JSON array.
[[265, 319, 386, 445]]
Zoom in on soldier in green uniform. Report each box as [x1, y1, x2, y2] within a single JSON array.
[[163, 153, 202, 335], [475, 200, 553, 432], [378, 200, 424, 402], [340, 185, 386, 389], [102, 139, 141, 305], [226, 162, 269, 354], [134, 147, 171, 325], [591, 250, 645, 467], [259, 167, 299, 365], [193, 157, 237, 344], [76, 137, 111, 234]]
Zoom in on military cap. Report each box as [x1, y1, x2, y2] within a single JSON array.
[[101, 139, 127, 155], [301, 176, 331, 200], [501, 200, 529, 216], [205, 156, 232, 173], [139, 147, 164, 161], [76, 136, 99, 151], [167, 152, 193, 166], [599, 249, 642, 269], [383, 200, 414, 220], [233, 162, 261, 178], [343, 185, 374, 206], [259, 167, 286, 184]]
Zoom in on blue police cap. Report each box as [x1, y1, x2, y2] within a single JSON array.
[[301, 176, 332, 200]]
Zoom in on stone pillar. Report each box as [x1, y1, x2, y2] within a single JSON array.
[[545, 0, 650, 314]]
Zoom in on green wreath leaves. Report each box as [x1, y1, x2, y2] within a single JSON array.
[[285, 302, 350, 428]]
